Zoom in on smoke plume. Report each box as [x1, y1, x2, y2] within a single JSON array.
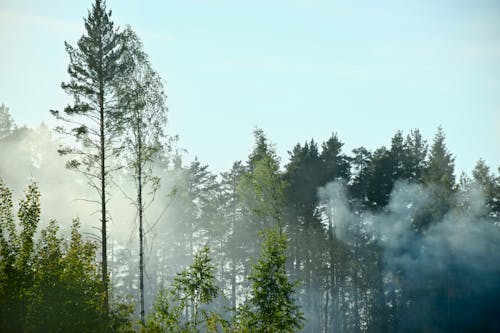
[[319, 180, 500, 332]]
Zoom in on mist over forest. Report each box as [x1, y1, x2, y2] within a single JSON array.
[[1, 1, 500, 333]]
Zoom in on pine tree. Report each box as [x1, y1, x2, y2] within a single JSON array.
[[472, 159, 498, 218], [236, 228, 304, 333], [237, 129, 287, 304], [239, 129, 285, 231], [424, 126, 455, 191], [320, 133, 351, 183], [367, 147, 393, 208], [219, 161, 246, 309], [50, 0, 127, 311], [415, 126, 456, 229], [403, 129, 427, 182], [349, 147, 372, 207], [0, 103, 16, 139], [284, 138, 332, 332], [389, 131, 406, 180]]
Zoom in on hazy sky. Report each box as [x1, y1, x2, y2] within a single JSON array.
[[1, 0, 499, 174]]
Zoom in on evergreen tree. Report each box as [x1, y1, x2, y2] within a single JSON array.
[[284, 139, 330, 332], [389, 131, 406, 180], [0, 103, 16, 139], [320, 133, 351, 183], [424, 126, 455, 191], [349, 147, 372, 206], [416, 127, 456, 230], [494, 167, 500, 218], [160, 157, 219, 283], [236, 228, 304, 333], [218, 161, 246, 309], [50, 0, 128, 311], [403, 129, 427, 182], [182, 159, 219, 254], [367, 147, 393, 208], [239, 129, 285, 231], [471, 159, 500, 219], [285, 140, 323, 224]]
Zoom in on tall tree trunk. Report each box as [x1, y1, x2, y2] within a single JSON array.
[[219, 238, 224, 291], [138, 122, 145, 325], [324, 279, 329, 333], [353, 241, 360, 333], [328, 213, 336, 333], [304, 248, 311, 332], [99, 79, 109, 314], [375, 250, 388, 333], [339, 284, 345, 333], [230, 176, 237, 309], [231, 255, 237, 309]]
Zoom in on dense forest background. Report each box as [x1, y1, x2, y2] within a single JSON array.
[[1, 1, 500, 332]]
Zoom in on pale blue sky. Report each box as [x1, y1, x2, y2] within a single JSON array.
[[1, 0, 499, 174]]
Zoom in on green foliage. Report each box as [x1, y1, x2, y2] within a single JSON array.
[[424, 126, 455, 191], [50, 0, 131, 312], [117, 26, 168, 176], [285, 139, 324, 219], [0, 181, 133, 332], [147, 229, 303, 333], [239, 129, 286, 229], [471, 159, 500, 217], [349, 146, 372, 206], [114, 26, 169, 325], [349, 130, 428, 210], [403, 129, 428, 182], [146, 246, 226, 333], [410, 127, 456, 230], [320, 133, 351, 182], [235, 228, 304, 333], [366, 146, 394, 208], [165, 158, 219, 274], [51, 0, 127, 154], [28, 220, 106, 332], [217, 161, 247, 309]]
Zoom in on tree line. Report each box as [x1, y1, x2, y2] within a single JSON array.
[[2, 111, 499, 332]]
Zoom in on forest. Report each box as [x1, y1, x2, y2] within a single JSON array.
[[1, 1, 500, 332]]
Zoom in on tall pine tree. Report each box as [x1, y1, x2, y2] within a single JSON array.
[[50, 0, 127, 312]]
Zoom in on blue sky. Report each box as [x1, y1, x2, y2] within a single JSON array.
[[1, 0, 499, 174]]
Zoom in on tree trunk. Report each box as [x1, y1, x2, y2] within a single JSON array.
[[328, 212, 336, 333], [99, 77, 109, 315], [231, 255, 237, 309], [230, 176, 237, 309], [138, 122, 145, 325], [324, 279, 329, 333], [353, 233, 360, 333]]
